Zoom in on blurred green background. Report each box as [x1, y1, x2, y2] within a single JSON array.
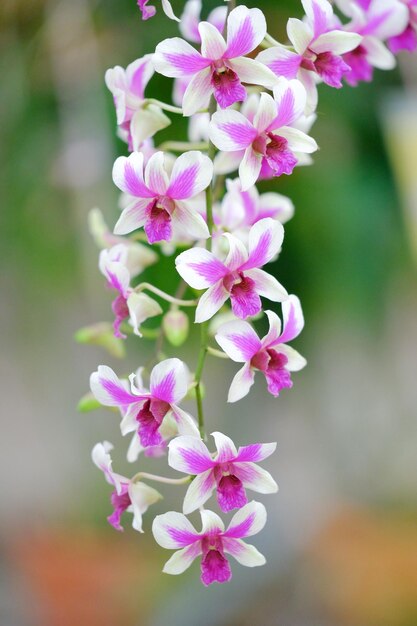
[[1, 0, 417, 625]]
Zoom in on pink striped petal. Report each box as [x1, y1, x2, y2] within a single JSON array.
[[302, 0, 334, 38], [245, 268, 288, 301], [126, 55, 154, 99], [183, 469, 217, 514], [261, 310, 282, 349], [272, 78, 307, 129], [162, 542, 202, 574], [179, 0, 203, 43], [234, 442, 277, 463], [224, 501, 267, 538], [199, 21, 227, 59], [153, 37, 210, 77], [225, 6, 267, 58], [215, 320, 261, 362], [112, 153, 154, 198], [287, 18, 313, 54], [227, 363, 255, 403], [222, 538, 266, 567], [257, 46, 302, 79], [227, 57, 277, 88], [175, 248, 227, 289], [212, 431, 238, 462], [210, 109, 257, 151], [253, 92, 279, 134], [168, 151, 213, 199], [152, 511, 200, 548], [195, 281, 229, 323], [90, 366, 143, 407], [168, 435, 214, 474], [239, 146, 263, 191], [150, 358, 188, 404], [278, 294, 305, 344], [113, 198, 153, 236], [233, 462, 278, 493], [223, 233, 248, 271], [182, 66, 213, 116], [144, 152, 169, 195], [200, 509, 225, 534], [242, 218, 285, 271], [92, 441, 124, 495]]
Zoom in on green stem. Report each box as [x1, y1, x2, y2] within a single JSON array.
[[134, 282, 197, 307], [143, 98, 184, 114], [158, 140, 209, 152]]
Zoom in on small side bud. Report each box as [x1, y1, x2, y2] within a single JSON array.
[[74, 322, 125, 358], [162, 309, 189, 346], [78, 392, 102, 413]]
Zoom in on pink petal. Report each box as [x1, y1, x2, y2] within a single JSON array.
[[152, 511, 200, 548], [113, 198, 153, 236], [210, 109, 257, 151], [222, 537, 266, 567], [223, 233, 249, 271], [278, 294, 305, 344], [163, 542, 202, 575], [168, 435, 214, 474], [257, 46, 302, 79], [167, 151, 213, 199], [144, 152, 169, 195], [215, 320, 262, 362], [195, 280, 230, 323], [224, 501, 267, 538], [183, 470, 217, 514], [302, 0, 333, 38], [90, 366, 143, 407], [150, 358, 188, 404], [199, 21, 226, 59], [126, 54, 154, 99], [179, 0, 203, 43], [233, 462, 278, 493], [225, 6, 267, 58], [271, 78, 307, 129], [112, 153, 154, 198], [212, 431, 238, 462], [241, 218, 285, 271], [153, 37, 210, 77], [234, 442, 277, 463], [175, 248, 227, 289]]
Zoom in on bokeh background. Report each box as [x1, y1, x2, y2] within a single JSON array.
[[1, 0, 417, 624]]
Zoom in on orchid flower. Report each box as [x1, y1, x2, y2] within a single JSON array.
[[179, 0, 227, 43], [215, 296, 306, 402], [387, 0, 417, 52], [92, 441, 162, 532], [99, 244, 162, 338], [105, 56, 170, 151], [90, 359, 199, 448], [152, 502, 267, 585], [257, 0, 362, 112], [209, 79, 318, 190], [138, 0, 179, 22], [168, 432, 277, 514], [338, 0, 408, 85], [112, 151, 212, 243], [176, 218, 288, 323], [220, 178, 295, 234], [153, 5, 277, 116]]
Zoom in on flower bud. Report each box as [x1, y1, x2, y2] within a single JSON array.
[[162, 309, 189, 346], [74, 322, 125, 358]]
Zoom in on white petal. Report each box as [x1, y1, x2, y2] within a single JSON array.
[[261, 309, 282, 348], [276, 126, 317, 154], [278, 344, 307, 371], [182, 470, 216, 514], [253, 92, 279, 134], [161, 0, 180, 21], [195, 281, 229, 323], [258, 192, 295, 224], [223, 232, 249, 270], [245, 268, 288, 302], [233, 462, 278, 493], [127, 292, 162, 337], [225, 501, 267, 538], [182, 67, 213, 117], [129, 481, 162, 533], [199, 21, 227, 59], [170, 406, 200, 438], [153, 511, 199, 548], [214, 150, 243, 175], [228, 57, 277, 89], [222, 538, 266, 567], [163, 543, 202, 575], [239, 146, 263, 191], [243, 218, 285, 270], [144, 151, 170, 195], [228, 363, 256, 403], [113, 198, 152, 236], [365, 37, 395, 70], [130, 105, 171, 150], [174, 202, 210, 240], [200, 509, 225, 534], [212, 431, 238, 462], [215, 320, 261, 362], [280, 294, 305, 343], [287, 18, 312, 54], [90, 365, 139, 407], [312, 30, 362, 55]]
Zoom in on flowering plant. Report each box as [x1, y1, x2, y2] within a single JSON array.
[[78, 0, 414, 587]]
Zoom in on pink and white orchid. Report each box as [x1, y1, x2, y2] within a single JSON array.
[[387, 0, 417, 52], [176, 218, 288, 323], [338, 0, 408, 85], [112, 151, 212, 243], [99, 244, 162, 338], [153, 5, 277, 116], [90, 359, 199, 448], [179, 0, 227, 43], [168, 432, 277, 513], [215, 296, 306, 402], [210, 79, 318, 190], [257, 0, 362, 112], [92, 441, 162, 532], [152, 502, 267, 585]]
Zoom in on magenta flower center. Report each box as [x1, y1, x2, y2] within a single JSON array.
[[136, 398, 170, 447], [252, 348, 293, 396], [223, 272, 262, 319], [112, 294, 129, 339], [200, 534, 232, 586], [214, 463, 248, 512], [108, 483, 131, 531], [144, 197, 175, 243], [210, 66, 246, 109]]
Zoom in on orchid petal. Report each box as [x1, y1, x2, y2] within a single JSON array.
[[195, 281, 229, 323], [233, 462, 278, 494], [228, 363, 255, 403], [200, 509, 225, 534], [278, 344, 307, 371], [168, 435, 214, 474], [183, 470, 217, 514], [261, 310, 282, 348], [224, 501, 267, 538], [239, 146, 263, 191], [130, 105, 171, 150], [235, 442, 277, 463], [175, 248, 227, 289], [227, 57, 277, 89], [312, 30, 362, 55], [113, 198, 152, 236], [174, 201, 210, 240], [210, 109, 257, 151], [127, 292, 162, 337], [90, 365, 142, 406], [168, 151, 213, 199], [258, 192, 295, 223], [287, 18, 313, 54], [161, 0, 180, 21], [223, 232, 249, 271], [112, 153, 154, 198], [302, 0, 333, 38], [144, 152, 170, 195], [256, 46, 302, 80], [170, 406, 200, 438], [222, 538, 266, 567], [242, 218, 285, 271], [199, 21, 227, 59], [272, 78, 307, 128], [129, 481, 162, 533], [153, 37, 210, 77], [253, 92, 279, 134], [212, 431, 238, 462], [225, 6, 267, 58], [150, 358, 188, 404], [152, 511, 200, 548], [215, 320, 261, 362], [276, 126, 318, 154], [279, 294, 305, 343], [163, 543, 202, 574], [245, 268, 288, 302], [182, 66, 213, 116], [365, 37, 396, 69]]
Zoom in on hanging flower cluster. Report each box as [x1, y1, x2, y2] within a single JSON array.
[[78, 0, 414, 587]]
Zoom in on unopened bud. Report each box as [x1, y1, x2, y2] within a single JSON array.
[[162, 309, 189, 347], [74, 322, 125, 358]]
